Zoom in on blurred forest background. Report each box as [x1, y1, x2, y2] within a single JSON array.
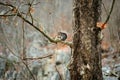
[[0, 0, 120, 80]]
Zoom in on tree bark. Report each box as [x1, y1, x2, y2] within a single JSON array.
[[69, 0, 103, 80]]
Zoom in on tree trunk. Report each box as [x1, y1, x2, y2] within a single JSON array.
[[69, 0, 103, 80]]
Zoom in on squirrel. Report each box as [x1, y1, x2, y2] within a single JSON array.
[[55, 32, 67, 41]]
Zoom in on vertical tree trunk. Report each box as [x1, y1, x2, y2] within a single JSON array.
[[69, 0, 103, 80]]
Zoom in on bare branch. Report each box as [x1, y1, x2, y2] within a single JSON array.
[[102, 2, 108, 16], [0, 14, 16, 16], [55, 65, 62, 80], [101, 0, 115, 28], [25, 0, 34, 24], [23, 53, 53, 60], [0, 2, 73, 47], [33, 2, 41, 5], [18, 13, 73, 47], [0, 2, 16, 8]]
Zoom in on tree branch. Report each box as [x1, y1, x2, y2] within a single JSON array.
[[101, 0, 115, 29], [23, 53, 53, 60], [55, 65, 62, 80], [0, 2, 73, 47]]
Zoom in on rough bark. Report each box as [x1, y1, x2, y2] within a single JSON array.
[[69, 0, 103, 80]]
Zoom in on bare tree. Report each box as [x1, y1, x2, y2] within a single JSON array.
[[69, 0, 103, 80]]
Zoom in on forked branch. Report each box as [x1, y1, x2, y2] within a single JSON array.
[[0, 2, 73, 47]]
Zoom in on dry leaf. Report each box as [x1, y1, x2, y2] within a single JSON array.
[[97, 22, 107, 29]]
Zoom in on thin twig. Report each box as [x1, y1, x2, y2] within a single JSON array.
[[102, 2, 108, 16], [23, 53, 53, 60], [55, 65, 62, 80], [0, 2, 16, 8], [101, 0, 115, 28], [26, 0, 34, 24], [22, 20, 27, 60], [3, 9, 13, 15], [0, 14, 16, 16], [33, 2, 41, 5]]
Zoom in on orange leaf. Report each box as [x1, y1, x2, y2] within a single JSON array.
[[97, 22, 107, 29]]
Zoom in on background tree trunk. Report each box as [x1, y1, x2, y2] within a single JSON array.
[[69, 0, 103, 80]]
